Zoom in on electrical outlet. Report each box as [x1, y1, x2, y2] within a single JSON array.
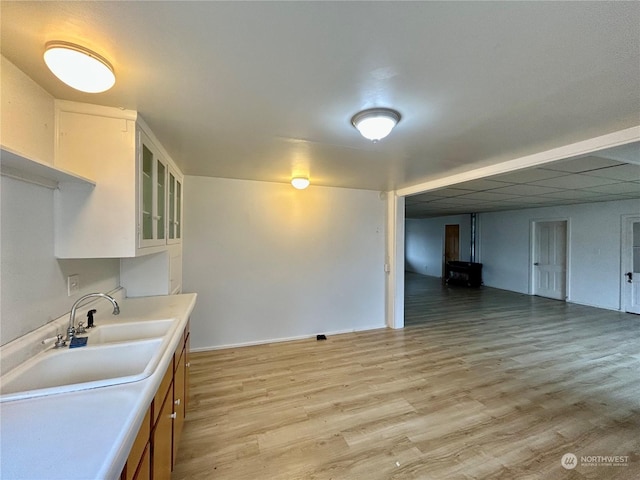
[[67, 274, 80, 296]]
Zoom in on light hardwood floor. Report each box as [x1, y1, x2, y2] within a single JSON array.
[[173, 273, 640, 479]]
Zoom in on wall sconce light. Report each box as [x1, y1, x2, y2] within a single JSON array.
[[291, 177, 310, 189], [351, 107, 401, 141], [44, 41, 116, 93]]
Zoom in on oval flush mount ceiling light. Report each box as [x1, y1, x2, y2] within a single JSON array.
[[44, 41, 115, 93], [291, 177, 310, 189], [351, 107, 401, 141]]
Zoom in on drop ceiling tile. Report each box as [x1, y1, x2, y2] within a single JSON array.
[[456, 191, 521, 201], [527, 195, 566, 203], [406, 203, 439, 211], [430, 188, 475, 198], [540, 156, 624, 173], [412, 204, 457, 212], [583, 182, 640, 195], [488, 184, 563, 196], [501, 195, 548, 204], [559, 200, 590, 206], [587, 194, 638, 203], [538, 189, 603, 200], [529, 174, 619, 189], [582, 164, 640, 182], [491, 168, 569, 183], [450, 179, 510, 191], [430, 197, 480, 205], [407, 192, 446, 203], [469, 203, 499, 210]]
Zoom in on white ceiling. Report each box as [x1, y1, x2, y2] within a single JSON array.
[[1, 1, 639, 191]]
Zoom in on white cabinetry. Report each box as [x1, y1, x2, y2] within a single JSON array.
[[167, 166, 183, 244], [54, 100, 183, 259], [139, 131, 168, 248]]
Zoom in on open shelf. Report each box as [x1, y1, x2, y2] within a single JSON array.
[[1, 146, 96, 189]]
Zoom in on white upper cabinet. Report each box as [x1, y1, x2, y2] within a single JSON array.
[[54, 100, 183, 258], [139, 131, 169, 248], [167, 165, 183, 244]]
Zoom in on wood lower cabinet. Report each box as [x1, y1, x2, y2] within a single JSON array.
[[133, 445, 150, 480], [152, 388, 174, 479], [121, 321, 190, 480], [184, 326, 190, 413], [172, 348, 186, 469]]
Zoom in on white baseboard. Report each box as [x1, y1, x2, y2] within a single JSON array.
[[189, 323, 386, 353], [566, 299, 621, 312]]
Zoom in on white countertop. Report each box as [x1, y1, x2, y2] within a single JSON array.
[[0, 293, 197, 480]]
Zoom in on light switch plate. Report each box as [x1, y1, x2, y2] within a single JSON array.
[[67, 274, 80, 296]]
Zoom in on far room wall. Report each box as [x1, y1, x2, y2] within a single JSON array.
[[183, 176, 387, 351], [405, 214, 471, 277], [479, 198, 638, 311]]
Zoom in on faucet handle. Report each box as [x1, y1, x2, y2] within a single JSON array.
[[76, 321, 87, 334], [87, 309, 97, 328], [42, 334, 66, 349]]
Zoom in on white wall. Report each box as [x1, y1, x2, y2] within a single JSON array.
[[479, 199, 639, 310], [405, 214, 471, 277], [183, 176, 387, 350], [1, 56, 55, 164], [1, 176, 120, 345]]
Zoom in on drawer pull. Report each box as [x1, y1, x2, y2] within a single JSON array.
[[174, 398, 181, 405], [170, 412, 177, 419]]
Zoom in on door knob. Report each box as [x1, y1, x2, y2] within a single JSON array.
[[626, 272, 633, 283]]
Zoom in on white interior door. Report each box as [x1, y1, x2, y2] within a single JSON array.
[[622, 216, 640, 314], [533, 221, 567, 300]]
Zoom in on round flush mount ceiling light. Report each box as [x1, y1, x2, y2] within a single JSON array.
[[291, 177, 310, 189], [44, 41, 115, 93], [351, 108, 401, 141]]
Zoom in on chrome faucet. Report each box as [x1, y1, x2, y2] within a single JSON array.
[[67, 293, 120, 341]]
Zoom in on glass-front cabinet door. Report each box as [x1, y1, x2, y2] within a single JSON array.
[[139, 131, 168, 248], [141, 143, 154, 243], [167, 166, 183, 244], [157, 158, 166, 241]]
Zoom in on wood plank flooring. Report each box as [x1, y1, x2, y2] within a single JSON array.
[[172, 273, 640, 479]]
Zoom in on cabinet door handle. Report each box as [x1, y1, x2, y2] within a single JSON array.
[[186, 362, 191, 367], [170, 412, 177, 419], [175, 398, 181, 405], [533, 262, 539, 266], [626, 272, 633, 283]]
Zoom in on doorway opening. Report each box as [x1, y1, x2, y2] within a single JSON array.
[[443, 224, 460, 275]]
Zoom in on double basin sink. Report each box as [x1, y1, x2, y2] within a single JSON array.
[[0, 318, 175, 402]]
